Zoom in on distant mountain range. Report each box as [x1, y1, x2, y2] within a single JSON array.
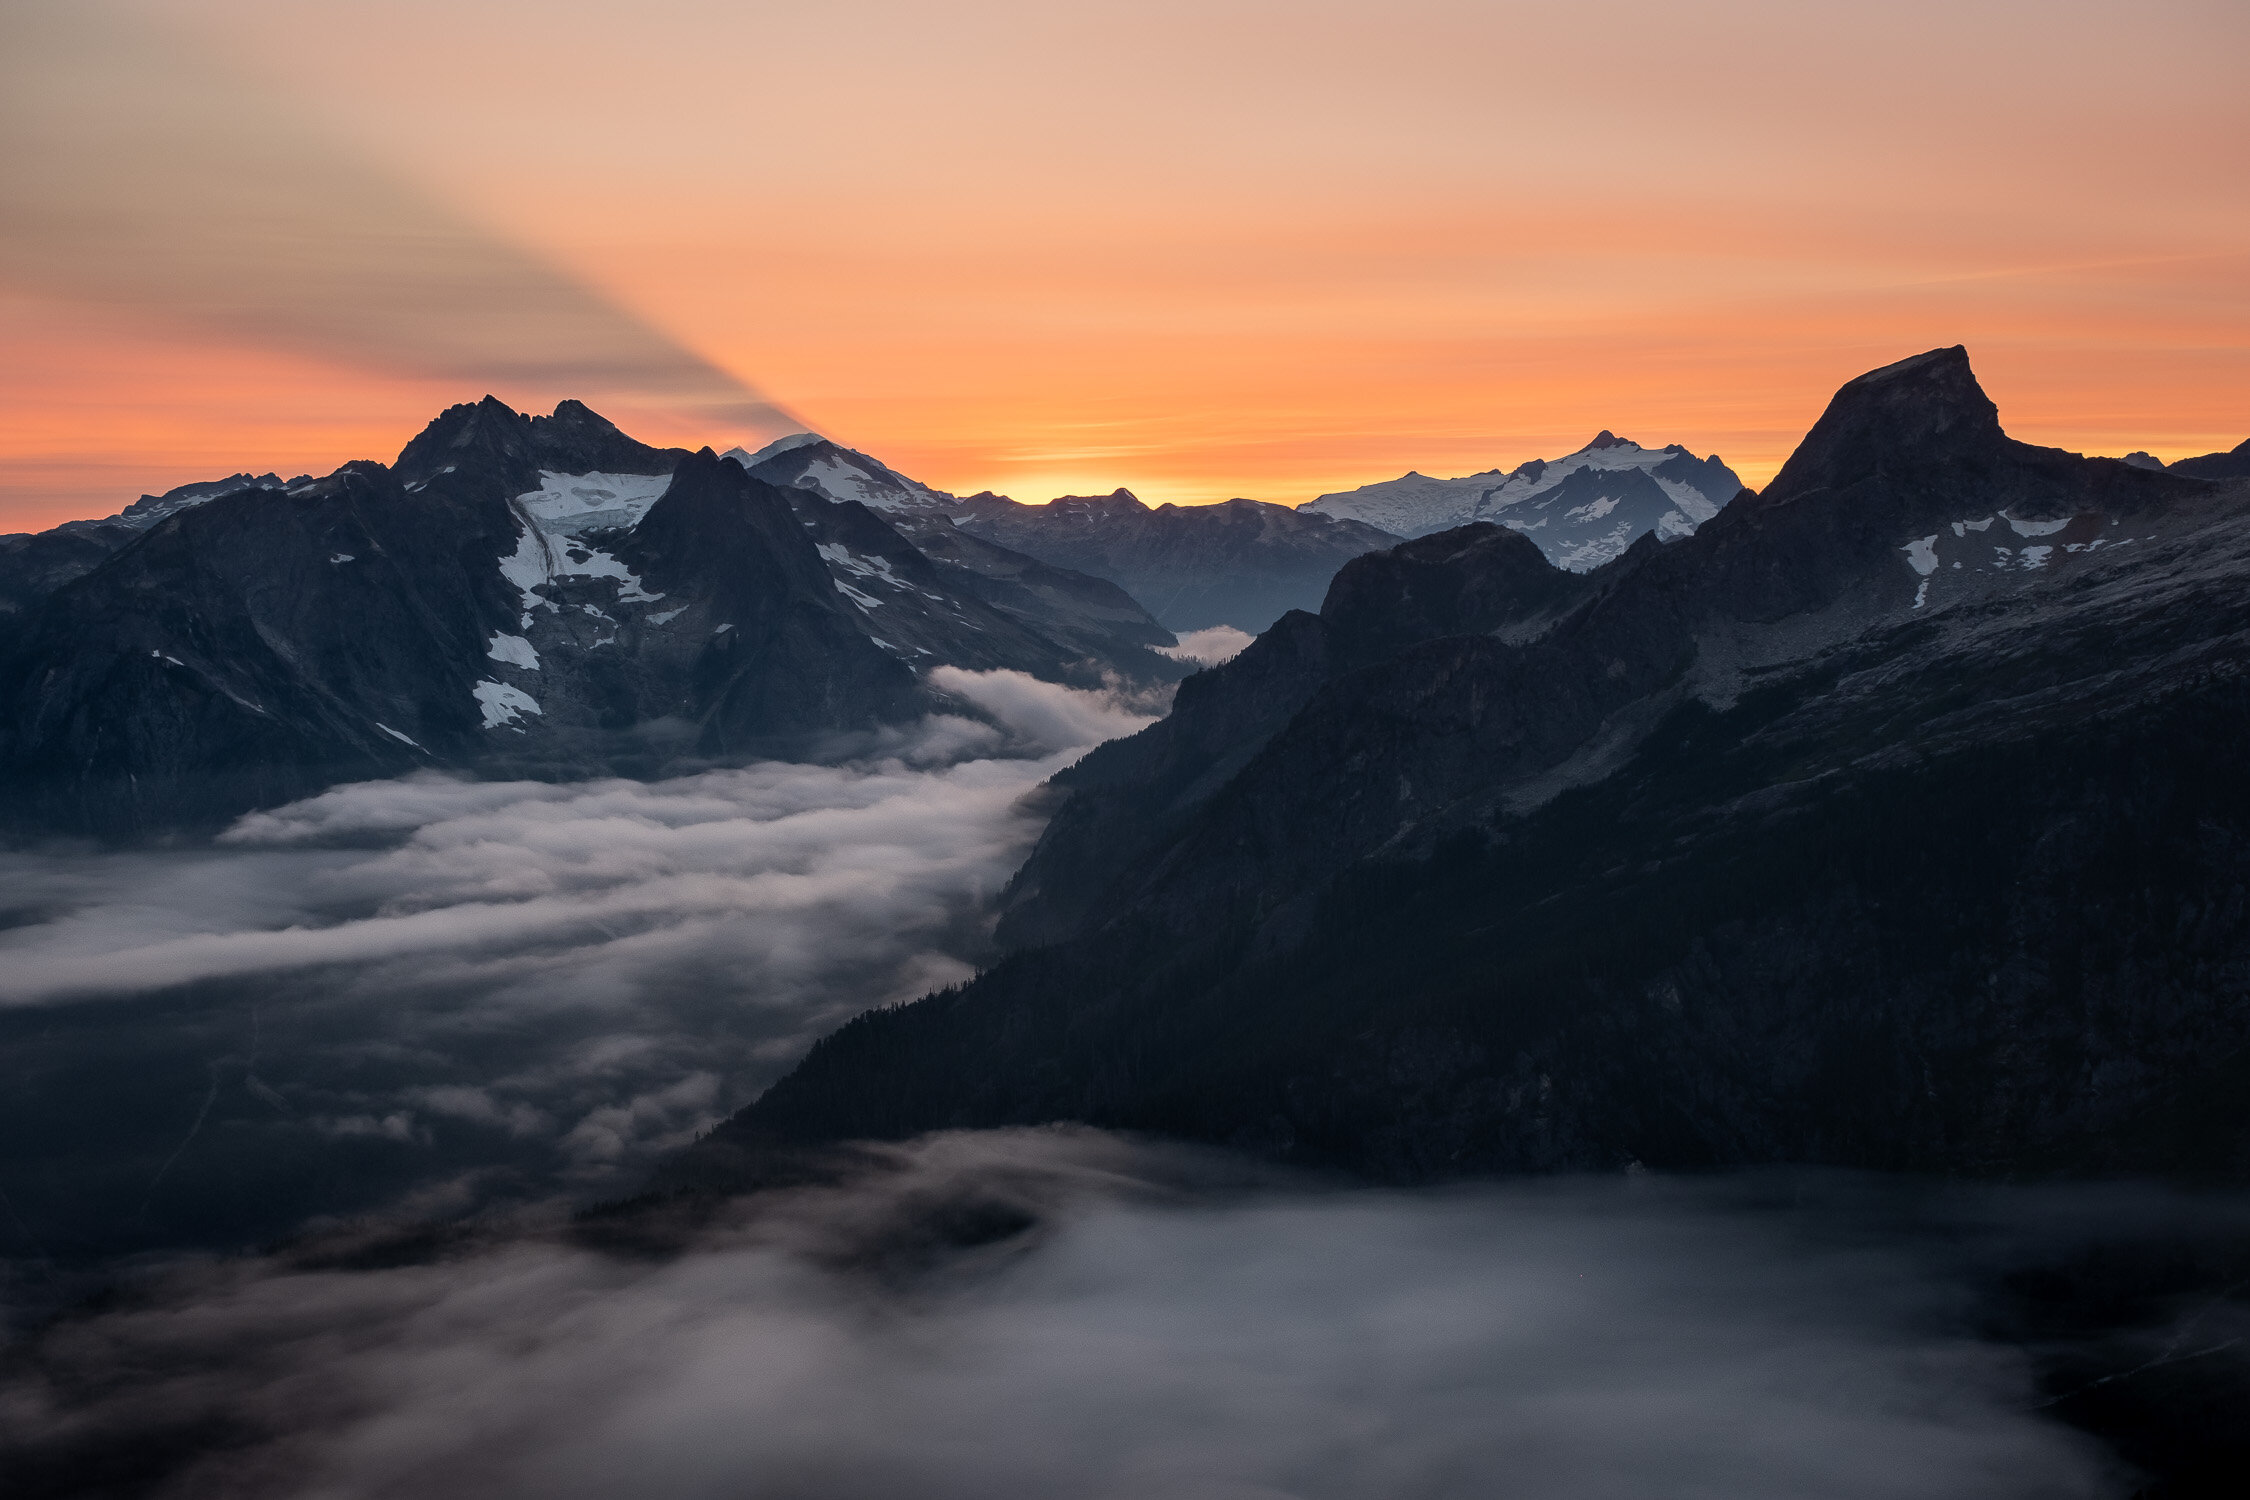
[[671, 348, 2250, 1188], [728, 435, 1401, 634], [2120, 438, 2250, 481], [0, 401, 1180, 837], [730, 429, 1754, 629], [1298, 432, 1745, 569]]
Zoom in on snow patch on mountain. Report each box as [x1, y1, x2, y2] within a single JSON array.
[[501, 474, 671, 625], [518, 471, 674, 536], [1897, 512, 2155, 612], [486, 633, 540, 670], [472, 680, 542, 730], [817, 542, 904, 587]]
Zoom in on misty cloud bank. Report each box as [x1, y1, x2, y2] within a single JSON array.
[[2, 665, 2241, 1496], [10, 1131, 2204, 1500], [1153, 624, 1255, 666], [0, 671, 1156, 1259]]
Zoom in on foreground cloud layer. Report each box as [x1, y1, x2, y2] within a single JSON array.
[[0, 672, 1156, 1258], [4, 1133, 2146, 1500]]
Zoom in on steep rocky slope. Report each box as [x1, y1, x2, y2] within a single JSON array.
[[682, 348, 2250, 1184]]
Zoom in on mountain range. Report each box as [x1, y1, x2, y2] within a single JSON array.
[[728, 434, 1402, 634], [0, 401, 1181, 837], [1299, 432, 1745, 569], [671, 347, 2250, 1188]]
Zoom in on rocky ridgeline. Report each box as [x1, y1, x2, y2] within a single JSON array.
[[679, 348, 2250, 1186]]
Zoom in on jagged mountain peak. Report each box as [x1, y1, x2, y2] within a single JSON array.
[[1581, 430, 1633, 450], [390, 395, 683, 487], [1759, 344, 2002, 505], [392, 395, 538, 476]]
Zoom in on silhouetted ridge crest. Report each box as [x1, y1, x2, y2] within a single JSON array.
[[1317, 523, 1574, 671], [2173, 438, 2250, 482], [392, 395, 684, 485], [1757, 345, 2000, 506]]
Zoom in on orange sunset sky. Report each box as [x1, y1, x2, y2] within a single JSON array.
[[2, 0, 2245, 535]]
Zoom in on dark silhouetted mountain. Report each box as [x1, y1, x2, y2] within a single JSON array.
[[0, 522, 134, 626], [948, 491, 1402, 633], [2172, 438, 2250, 481], [992, 521, 1589, 948], [677, 347, 2250, 1188], [0, 402, 1179, 839], [1300, 433, 1744, 568]]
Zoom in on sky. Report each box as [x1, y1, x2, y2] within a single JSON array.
[[1, 0, 2245, 533]]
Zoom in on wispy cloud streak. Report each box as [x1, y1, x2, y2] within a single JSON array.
[[0, 1, 797, 438]]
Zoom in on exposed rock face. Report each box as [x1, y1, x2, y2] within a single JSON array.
[[689, 347, 2250, 1184], [948, 490, 1401, 633], [0, 401, 1178, 839]]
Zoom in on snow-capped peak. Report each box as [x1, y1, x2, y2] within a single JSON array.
[[730, 436, 959, 514], [1299, 435, 1745, 571], [722, 431, 827, 468]]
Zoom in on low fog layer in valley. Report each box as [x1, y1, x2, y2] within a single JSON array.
[[17, 1127, 2248, 1500], [3, 659, 2243, 1500], [0, 669, 1159, 1264]]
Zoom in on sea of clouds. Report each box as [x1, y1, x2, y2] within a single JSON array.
[[0, 669, 1159, 1260], [4, 652, 2242, 1497], [14, 1128, 2234, 1500]]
